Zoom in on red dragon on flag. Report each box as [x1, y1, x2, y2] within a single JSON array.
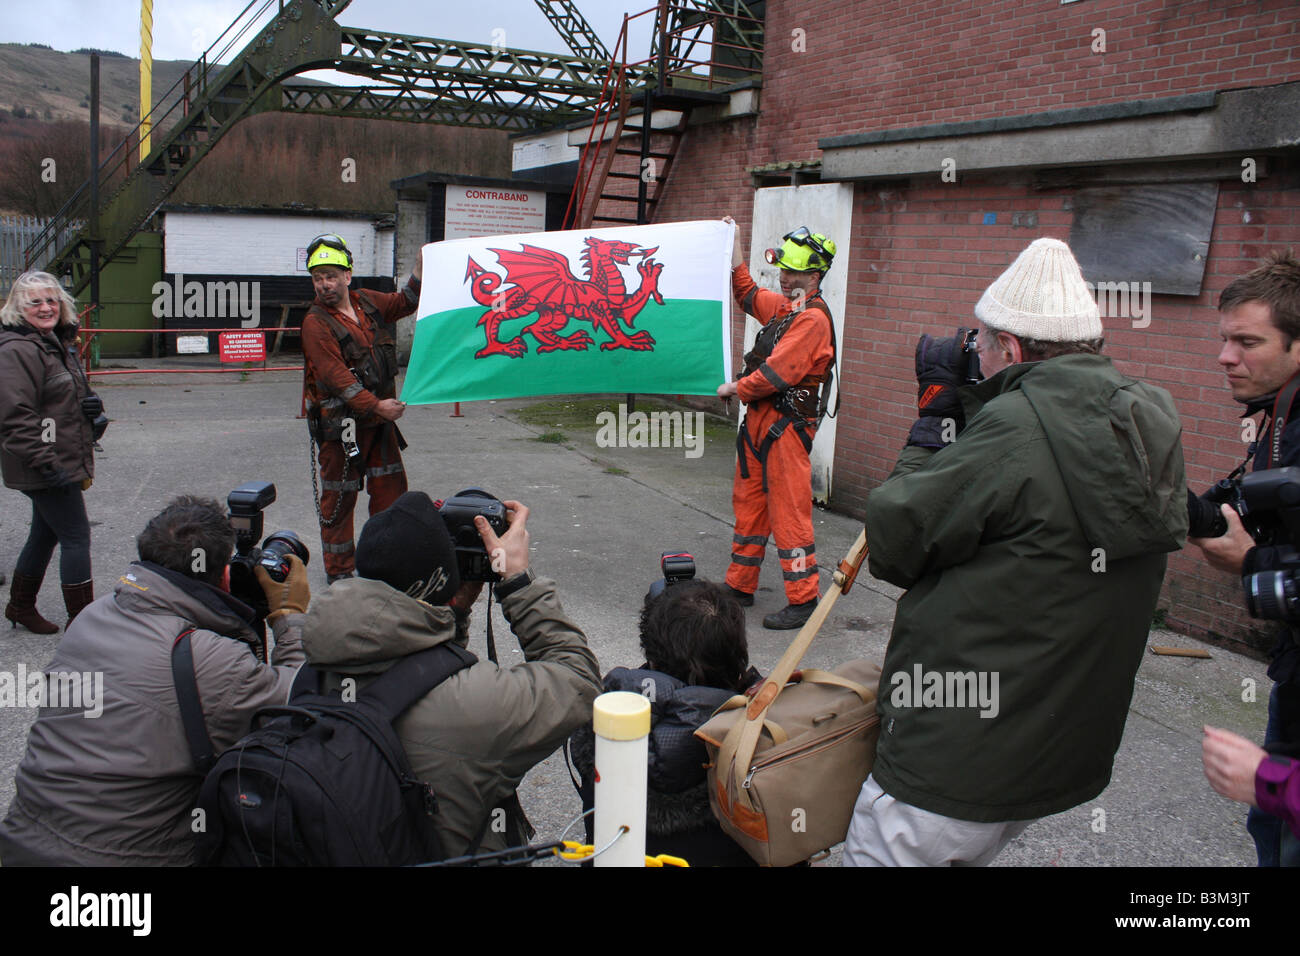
[[464, 237, 665, 358]]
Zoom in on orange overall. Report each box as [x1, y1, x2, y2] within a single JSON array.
[[726, 265, 835, 605], [302, 283, 418, 577]]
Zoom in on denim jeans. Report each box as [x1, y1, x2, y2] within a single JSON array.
[[14, 486, 91, 583]]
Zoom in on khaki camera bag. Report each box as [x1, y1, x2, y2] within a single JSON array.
[[695, 531, 880, 867]]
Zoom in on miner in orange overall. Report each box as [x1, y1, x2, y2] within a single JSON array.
[[717, 222, 838, 629], [302, 234, 422, 583]]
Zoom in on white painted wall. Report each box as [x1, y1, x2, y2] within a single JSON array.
[[513, 128, 580, 174], [162, 211, 395, 277], [746, 183, 855, 501]]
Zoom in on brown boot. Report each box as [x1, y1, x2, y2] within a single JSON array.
[[5, 572, 59, 634], [62, 579, 95, 629]]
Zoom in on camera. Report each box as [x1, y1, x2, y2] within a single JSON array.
[[438, 487, 509, 583], [647, 550, 696, 602], [1189, 467, 1300, 544], [227, 481, 310, 617], [1189, 467, 1300, 623]]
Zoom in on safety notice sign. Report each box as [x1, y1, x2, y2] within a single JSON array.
[[218, 330, 266, 363]]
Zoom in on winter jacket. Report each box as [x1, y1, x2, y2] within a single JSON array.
[[865, 354, 1188, 822], [301, 574, 601, 858], [0, 562, 305, 866], [0, 322, 94, 490], [568, 666, 757, 867]]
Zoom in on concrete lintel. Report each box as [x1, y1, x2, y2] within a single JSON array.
[[821, 82, 1300, 181]]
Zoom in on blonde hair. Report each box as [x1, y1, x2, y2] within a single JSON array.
[[1, 272, 78, 330]]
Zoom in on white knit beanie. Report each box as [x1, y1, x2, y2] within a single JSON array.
[[974, 238, 1102, 342]]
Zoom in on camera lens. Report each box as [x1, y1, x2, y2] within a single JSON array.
[[259, 530, 310, 582], [1245, 570, 1299, 621]]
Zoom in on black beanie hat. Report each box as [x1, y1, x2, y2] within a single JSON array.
[[355, 491, 460, 604]]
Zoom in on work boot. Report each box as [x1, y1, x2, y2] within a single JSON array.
[[5, 572, 59, 634], [62, 580, 95, 629], [762, 599, 817, 631], [727, 586, 754, 607]]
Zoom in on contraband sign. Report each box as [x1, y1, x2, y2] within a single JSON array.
[[401, 219, 734, 405]]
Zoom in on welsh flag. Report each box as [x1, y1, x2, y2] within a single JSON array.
[[400, 220, 734, 405]]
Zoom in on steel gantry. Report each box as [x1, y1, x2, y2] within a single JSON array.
[[29, 0, 762, 297]]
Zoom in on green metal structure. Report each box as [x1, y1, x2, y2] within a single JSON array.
[[27, 0, 764, 300]]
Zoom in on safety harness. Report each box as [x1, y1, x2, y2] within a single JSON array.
[[735, 295, 839, 493]]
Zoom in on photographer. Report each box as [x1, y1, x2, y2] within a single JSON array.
[[843, 238, 1187, 866], [567, 577, 761, 867], [300, 491, 601, 858], [0, 496, 307, 866], [1188, 250, 1300, 867]]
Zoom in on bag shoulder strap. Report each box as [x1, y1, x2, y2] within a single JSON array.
[[802, 296, 840, 420], [357, 642, 478, 724], [171, 627, 216, 774], [716, 529, 868, 808]]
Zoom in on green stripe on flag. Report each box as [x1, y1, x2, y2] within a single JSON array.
[[400, 299, 724, 405]]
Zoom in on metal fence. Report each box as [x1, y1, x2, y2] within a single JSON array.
[[0, 215, 83, 295]]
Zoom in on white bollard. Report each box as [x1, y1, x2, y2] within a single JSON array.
[[592, 691, 650, 867]]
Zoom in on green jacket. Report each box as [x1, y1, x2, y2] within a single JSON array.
[[302, 575, 601, 858], [865, 354, 1187, 822]]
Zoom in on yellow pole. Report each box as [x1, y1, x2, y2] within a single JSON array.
[[139, 0, 153, 161]]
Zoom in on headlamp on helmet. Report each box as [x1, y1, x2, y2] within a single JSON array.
[[306, 234, 354, 271], [764, 226, 836, 273]]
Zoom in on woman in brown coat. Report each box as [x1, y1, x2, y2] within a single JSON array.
[[0, 271, 101, 632]]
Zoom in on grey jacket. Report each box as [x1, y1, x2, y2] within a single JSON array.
[[0, 563, 304, 865], [0, 323, 94, 490], [302, 575, 602, 858]]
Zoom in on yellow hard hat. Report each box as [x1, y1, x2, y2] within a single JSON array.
[[307, 234, 353, 271], [764, 226, 836, 273]]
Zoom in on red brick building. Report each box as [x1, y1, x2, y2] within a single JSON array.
[[561, 0, 1300, 651]]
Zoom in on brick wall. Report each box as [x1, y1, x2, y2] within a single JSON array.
[[645, 0, 1300, 652]]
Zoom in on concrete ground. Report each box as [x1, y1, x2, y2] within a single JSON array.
[[0, 365, 1270, 867]]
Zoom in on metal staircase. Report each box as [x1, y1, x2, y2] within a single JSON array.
[[563, 0, 764, 229]]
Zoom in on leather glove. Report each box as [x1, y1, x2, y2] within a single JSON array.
[[908, 328, 975, 449], [37, 463, 75, 490], [91, 414, 109, 441], [255, 554, 310, 621], [81, 393, 104, 419]]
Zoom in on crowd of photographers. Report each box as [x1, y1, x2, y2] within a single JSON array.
[[1, 236, 1299, 867]]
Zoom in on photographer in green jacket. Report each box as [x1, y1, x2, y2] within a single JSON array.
[[843, 238, 1188, 866]]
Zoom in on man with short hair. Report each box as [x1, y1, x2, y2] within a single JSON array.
[[302, 234, 422, 582], [0, 496, 307, 865], [843, 237, 1187, 866], [717, 219, 838, 630], [1189, 250, 1300, 867], [301, 491, 601, 858]]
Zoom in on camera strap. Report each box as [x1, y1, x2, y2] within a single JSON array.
[[1268, 371, 1300, 468]]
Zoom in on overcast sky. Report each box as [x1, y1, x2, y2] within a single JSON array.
[[2, 0, 655, 62]]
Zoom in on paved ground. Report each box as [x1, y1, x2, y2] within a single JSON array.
[[0, 366, 1271, 866]]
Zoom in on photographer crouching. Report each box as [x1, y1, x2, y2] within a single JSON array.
[[299, 490, 602, 859], [1188, 251, 1300, 866], [0, 487, 308, 865]]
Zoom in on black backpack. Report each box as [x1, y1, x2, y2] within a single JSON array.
[[172, 630, 476, 866]]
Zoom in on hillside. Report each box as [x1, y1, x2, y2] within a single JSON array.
[[0, 44, 514, 215]]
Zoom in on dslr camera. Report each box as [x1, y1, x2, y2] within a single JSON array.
[[438, 487, 509, 583], [1189, 467, 1300, 622], [227, 481, 310, 619], [646, 550, 696, 602]]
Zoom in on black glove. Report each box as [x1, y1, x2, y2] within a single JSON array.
[[908, 328, 974, 449], [91, 414, 109, 441], [81, 393, 103, 419], [37, 463, 74, 490]]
